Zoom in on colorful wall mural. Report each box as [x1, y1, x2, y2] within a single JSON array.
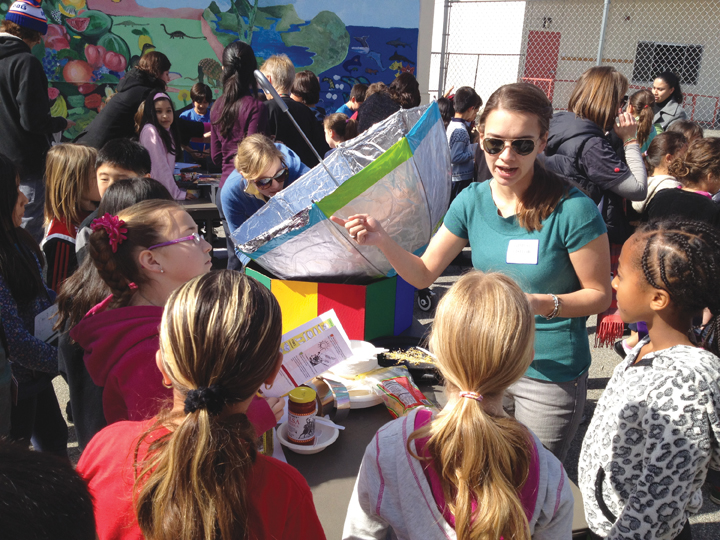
[[0, 0, 420, 140]]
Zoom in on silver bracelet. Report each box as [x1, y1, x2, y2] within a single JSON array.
[[543, 294, 560, 320]]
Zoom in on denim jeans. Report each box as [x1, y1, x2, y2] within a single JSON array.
[[503, 371, 588, 464], [215, 185, 243, 271], [19, 173, 45, 244]]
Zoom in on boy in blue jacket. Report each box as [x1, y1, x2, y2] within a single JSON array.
[[446, 87, 482, 201]]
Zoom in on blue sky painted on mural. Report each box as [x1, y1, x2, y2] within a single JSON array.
[[135, 0, 420, 29]]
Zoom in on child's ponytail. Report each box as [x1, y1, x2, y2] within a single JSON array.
[[324, 113, 358, 143], [134, 271, 283, 540], [629, 89, 654, 148], [408, 272, 536, 540]]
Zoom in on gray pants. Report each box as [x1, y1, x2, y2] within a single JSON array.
[[503, 371, 588, 464], [19, 173, 45, 244]]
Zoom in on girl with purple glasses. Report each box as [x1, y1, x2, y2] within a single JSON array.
[[71, 200, 284, 435]]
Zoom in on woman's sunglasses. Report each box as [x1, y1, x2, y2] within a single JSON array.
[[253, 163, 289, 188], [482, 138, 537, 156]]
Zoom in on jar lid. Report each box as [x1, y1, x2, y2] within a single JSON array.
[[289, 386, 316, 404]]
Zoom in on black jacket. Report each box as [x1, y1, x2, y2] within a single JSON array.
[[0, 34, 67, 176], [357, 91, 401, 134], [542, 111, 633, 244], [265, 96, 329, 168], [75, 68, 166, 148]]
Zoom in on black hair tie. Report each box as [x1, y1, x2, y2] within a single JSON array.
[[184, 384, 226, 416]]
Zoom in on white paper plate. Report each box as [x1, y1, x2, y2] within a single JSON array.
[[348, 388, 383, 409], [277, 421, 339, 455]]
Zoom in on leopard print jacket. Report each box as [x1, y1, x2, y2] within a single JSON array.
[[579, 337, 720, 539]]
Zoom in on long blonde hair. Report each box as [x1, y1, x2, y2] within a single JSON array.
[[134, 270, 282, 540], [409, 271, 535, 540], [44, 143, 97, 226]]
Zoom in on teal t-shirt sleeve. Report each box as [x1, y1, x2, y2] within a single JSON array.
[[442, 184, 475, 240], [559, 188, 607, 253]]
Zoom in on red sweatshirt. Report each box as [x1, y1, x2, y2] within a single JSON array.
[[77, 419, 326, 540], [70, 295, 276, 434]]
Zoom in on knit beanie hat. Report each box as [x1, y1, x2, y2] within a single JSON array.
[[6, 1, 48, 35]]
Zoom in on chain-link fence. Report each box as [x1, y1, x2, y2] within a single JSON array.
[[431, 0, 720, 128]]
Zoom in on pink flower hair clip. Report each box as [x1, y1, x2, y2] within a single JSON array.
[[91, 213, 128, 253]]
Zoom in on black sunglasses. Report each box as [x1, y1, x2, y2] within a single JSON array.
[[253, 163, 289, 188], [482, 138, 537, 156], [621, 95, 629, 107]]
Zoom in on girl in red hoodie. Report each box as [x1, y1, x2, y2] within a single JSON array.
[[77, 270, 326, 540], [70, 200, 282, 435]]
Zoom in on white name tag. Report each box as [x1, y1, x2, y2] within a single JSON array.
[[34, 304, 59, 343], [506, 239, 539, 265]]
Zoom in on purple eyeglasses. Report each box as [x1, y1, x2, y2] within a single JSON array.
[[148, 232, 202, 251]]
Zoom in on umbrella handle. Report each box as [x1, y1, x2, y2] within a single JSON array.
[[254, 70, 339, 187]]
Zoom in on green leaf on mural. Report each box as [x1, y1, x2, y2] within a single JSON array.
[[57, 49, 81, 61], [281, 10, 349, 73]]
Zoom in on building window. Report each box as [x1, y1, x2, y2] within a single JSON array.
[[632, 41, 703, 85]]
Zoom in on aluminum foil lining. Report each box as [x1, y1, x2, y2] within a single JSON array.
[[232, 103, 451, 282]]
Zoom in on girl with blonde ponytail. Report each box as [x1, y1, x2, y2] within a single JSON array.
[[77, 271, 326, 540], [343, 272, 573, 540]]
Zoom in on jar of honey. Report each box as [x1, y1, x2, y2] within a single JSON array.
[[287, 387, 317, 446]]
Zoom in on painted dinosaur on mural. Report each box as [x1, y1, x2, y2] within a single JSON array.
[[0, 0, 418, 140]]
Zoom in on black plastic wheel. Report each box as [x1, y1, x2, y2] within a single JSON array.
[[417, 289, 434, 312]]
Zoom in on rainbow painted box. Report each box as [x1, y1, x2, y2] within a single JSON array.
[[245, 264, 415, 341]]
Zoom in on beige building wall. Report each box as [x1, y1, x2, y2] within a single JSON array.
[[519, 0, 720, 123]]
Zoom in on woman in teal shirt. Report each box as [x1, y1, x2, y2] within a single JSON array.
[[332, 83, 612, 462]]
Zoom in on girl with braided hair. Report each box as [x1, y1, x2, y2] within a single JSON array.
[[70, 200, 283, 435], [646, 137, 720, 227], [210, 40, 268, 269], [77, 270, 325, 540], [580, 219, 720, 540]]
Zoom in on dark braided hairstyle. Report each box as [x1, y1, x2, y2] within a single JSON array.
[[635, 219, 720, 356], [87, 199, 180, 309]]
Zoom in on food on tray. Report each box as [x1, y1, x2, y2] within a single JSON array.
[[382, 347, 435, 366]]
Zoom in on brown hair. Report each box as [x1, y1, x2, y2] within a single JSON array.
[[323, 113, 357, 143], [667, 120, 704, 143], [629, 89, 655, 148], [0, 20, 41, 43], [134, 270, 282, 540], [668, 137, 720, 187], [389, 72, 421, 108], [259, 54, 295, 95], [643, 131, 687, 176], [44, 144, 98, 227], [290, 70, 320, 106], [350, 83, 368, 103], [479, 83, 567, 232], [87, 199, 181, 308], [408, 272, 535, 540], [137, 52, 171, 83], [568, 66, 628, 132], [365, 82, 387, 99], [233, 134, 283, 180]]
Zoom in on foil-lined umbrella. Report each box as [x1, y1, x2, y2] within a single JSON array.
[[232, 101, 451, 282]]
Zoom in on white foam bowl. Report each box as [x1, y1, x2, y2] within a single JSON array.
[[277, 421, 340, 455]]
